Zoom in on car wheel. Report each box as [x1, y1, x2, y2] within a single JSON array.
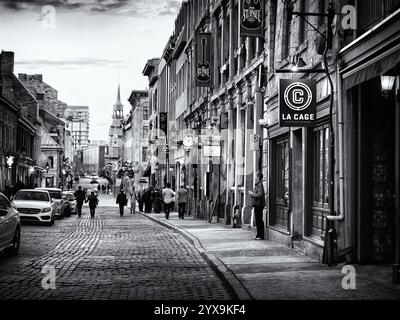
[[6, 227, 20, 256]]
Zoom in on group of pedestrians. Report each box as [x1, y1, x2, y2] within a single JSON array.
[[73, 186, 99, 218], [97, 184, 111, 194]]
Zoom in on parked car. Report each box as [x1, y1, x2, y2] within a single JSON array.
[[63, 191, 76, 215], [0, 192, 20, 256], [36, 188, 65, 219], [12, 189, 54, 226], [90, 179, 98, 184]]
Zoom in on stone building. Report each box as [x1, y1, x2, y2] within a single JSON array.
[[122, 90, 150, 186], [0, 51, 40, 191]]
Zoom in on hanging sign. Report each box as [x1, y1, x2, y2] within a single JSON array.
[[239, 0, 264, 38], [279, 79, 316, 127], [195, 33, 212, 87]]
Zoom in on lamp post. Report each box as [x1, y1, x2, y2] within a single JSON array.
[[5, 156, 14, 186]]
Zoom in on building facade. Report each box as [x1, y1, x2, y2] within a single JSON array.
[[64, 105, 90, 150]]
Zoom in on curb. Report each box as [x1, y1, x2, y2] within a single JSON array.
[[139, 212, 253, 301]]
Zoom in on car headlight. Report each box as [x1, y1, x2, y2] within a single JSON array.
[[41, 207, 52, 213]]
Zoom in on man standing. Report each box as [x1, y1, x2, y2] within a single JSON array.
[[74, 186, 86, 218], [249, 172, 266, 240], [137, 186, 144, 212], [162, 183, 175, 220], [116, 190, 127, 217], [176, 184, 188, 219]]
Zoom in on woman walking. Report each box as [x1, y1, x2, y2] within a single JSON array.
[[87, 191, 99, 218]]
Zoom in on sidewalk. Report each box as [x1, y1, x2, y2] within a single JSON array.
[[141, 211, 400, 300]]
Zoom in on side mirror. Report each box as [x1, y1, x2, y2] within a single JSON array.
[[0, 208, 8, 217]]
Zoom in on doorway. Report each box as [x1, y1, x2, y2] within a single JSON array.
[[356, 76, 399, 264]]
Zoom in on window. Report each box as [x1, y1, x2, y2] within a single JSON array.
[[309, 123, 330, 238], [142, 147, 148, 162], [142, 127, 149, 139], [49, 156, 54, 169]]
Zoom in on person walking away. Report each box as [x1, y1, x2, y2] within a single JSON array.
[[129, 187, 137, 214], [116, 190, 127, 217], [162, 183, 175, 220], [74, 186, 86, 218], [176, 184, 188, 219], [249, 172, 266, 240], [87, 191, 99, 218], [144, 187, 153, 213], [102, 184, 106, 194], [137, 186, 144, 212]]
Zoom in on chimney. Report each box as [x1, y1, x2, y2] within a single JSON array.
[[0, 51, 15, 74]]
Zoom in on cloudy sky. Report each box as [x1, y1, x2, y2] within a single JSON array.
[[0, 0, 181, 140]]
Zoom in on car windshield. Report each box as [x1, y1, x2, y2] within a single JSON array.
[[48, 191, 62, 199], [15, 191, 49, 202]]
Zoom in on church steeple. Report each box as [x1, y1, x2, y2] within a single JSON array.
[[113, 83, 123, 119]]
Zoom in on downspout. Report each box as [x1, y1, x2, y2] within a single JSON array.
[[327, 65, 344, 222]]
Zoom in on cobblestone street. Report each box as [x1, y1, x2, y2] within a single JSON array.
[[0, 196, 233, 300]]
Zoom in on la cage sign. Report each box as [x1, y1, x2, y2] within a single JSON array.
[[279, 79, 316, 127]]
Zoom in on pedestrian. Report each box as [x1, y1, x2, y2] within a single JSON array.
[[86, 191, 99, 218], [137, 186, 144, 212], [144, 187, 152, 213], [102, 184, 106, 194], [129, 186, 137, 214], [176, 184, 188, 219], [162, 183, 175, 220], [3, 185, 12, 201], [116, 190, 127, 217], [249, 172, 266, 240], [74, 186, 86, 218]]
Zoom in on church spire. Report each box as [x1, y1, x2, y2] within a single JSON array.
[[115, 83, 122, 106]]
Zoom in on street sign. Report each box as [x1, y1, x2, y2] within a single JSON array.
[[279, 79, 316, 127]]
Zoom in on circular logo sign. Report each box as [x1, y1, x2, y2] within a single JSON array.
[[283, 82, 313, 111]]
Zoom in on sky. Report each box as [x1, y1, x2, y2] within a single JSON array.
[[0, 0, 182, 141]]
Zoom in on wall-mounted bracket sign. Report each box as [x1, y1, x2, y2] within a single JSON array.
[[279, 79, 316, 127]]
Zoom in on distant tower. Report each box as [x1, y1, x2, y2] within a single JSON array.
[[108, 83, 124, 158]]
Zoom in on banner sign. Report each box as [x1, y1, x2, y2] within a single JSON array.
[[203, 145, 221, 157], [195, 33, 212, 87], [239, 0, 264, 38], [279, 79, 316, 127]]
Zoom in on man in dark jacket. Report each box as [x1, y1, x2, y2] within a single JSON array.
[[87, 191, 99, 218], [116, 190, 127, 217], [249, 172, 266, 240], [74, 186, 86, 218], [137, 186, 144, 212]]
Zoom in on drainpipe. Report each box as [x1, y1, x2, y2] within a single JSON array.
[[327, 65, 344, 222]]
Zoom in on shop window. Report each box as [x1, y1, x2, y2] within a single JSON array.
[[272, 136, 290, 229], [309, 123, 330, 238]]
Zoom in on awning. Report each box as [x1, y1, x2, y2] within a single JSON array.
[[142, 165, 151, 177], [342, 42, 400, 90]]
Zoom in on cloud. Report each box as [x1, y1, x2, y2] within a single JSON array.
[[0, 0, 183, 17], [15, 57, 125, 68]]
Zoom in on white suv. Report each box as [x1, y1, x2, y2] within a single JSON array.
[[12, 189, 55, 225], [0, 192, 20, 256]]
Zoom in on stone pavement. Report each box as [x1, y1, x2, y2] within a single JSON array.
[[0, 194, 233, 300], [142, 210, 400, 300]]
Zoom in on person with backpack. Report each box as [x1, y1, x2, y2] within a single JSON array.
[[86, 191, 99, 218]]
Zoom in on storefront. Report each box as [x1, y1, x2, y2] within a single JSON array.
[[340, 9, 400, 270]]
